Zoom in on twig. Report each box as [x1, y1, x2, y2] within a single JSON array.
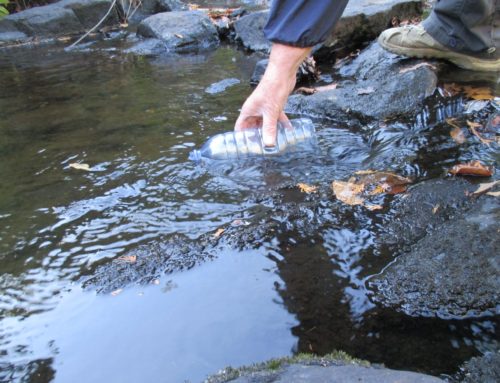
[[69, 0, 117, 48]]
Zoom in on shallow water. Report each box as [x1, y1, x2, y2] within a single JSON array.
[[0, 36, 498, 382]]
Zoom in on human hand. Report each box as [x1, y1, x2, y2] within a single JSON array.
[[235, 43, 312, 147]]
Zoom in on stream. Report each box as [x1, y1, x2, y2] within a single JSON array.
[[0, 24, 498, 383]]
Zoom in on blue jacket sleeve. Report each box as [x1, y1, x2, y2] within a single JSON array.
[[264, 0, 349, 47]]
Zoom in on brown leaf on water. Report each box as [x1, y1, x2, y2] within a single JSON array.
[[332, 180, 365, 206], [399, 62, 437, 74], [214, 228, 225, 238], [357, 171, 412, 195], [462, 86, 493, 100], [467, 120, 494, 145], [297, 183, 318, 194], [449, 160, 495, 177], [69, 163, 91, 171], [471, 180, 500, 196], [115, 255, 137, 264], [357, 86, 375, 95], [446, 119, 466, 144]]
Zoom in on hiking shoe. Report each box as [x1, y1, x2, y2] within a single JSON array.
[[378, 24, 500, 72]]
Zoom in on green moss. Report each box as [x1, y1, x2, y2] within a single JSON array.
[[204, 350, 370, 382]]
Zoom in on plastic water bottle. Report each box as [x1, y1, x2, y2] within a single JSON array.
[[189, 118, 316, 161]]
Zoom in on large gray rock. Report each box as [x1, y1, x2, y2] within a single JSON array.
[[59, 0, 120, 30], [0, 19, 28, 45], [319, 0, 422, 57], [233, 0, 421, 54], [233, 10, 270, 52], [286, 42, 437, 121], [136, 11, 219, 53], [370, 196, 500, 318], [7, 5, 84, 37], [122, 0, 187, 24], [214, 364, 443, 383], [456, 351, 500, 383]]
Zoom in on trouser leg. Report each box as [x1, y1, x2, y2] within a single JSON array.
[[422, 0, 499, 55]]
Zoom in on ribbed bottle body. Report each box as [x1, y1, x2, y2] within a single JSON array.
[[190, 118, 316, 161]]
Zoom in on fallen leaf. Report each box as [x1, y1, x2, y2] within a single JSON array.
[[295, 83, 337, 95], [315, 83, 337, 92], [357, 172, 412, 195], [214, 228, 225, 238], [487, 191, 500, 197], [449, 160, 495, 177], [399, 62, 436, 74], [365, 204, 383, 211], [439, 83, 461, 97], [467, 120, 494, 145], [115, 255, 137, 264], [472, 180, 500, 196], [446, 118, 466, 144], [111, 288, 123, 296], [69, 163, 91, 171], [174, 33, 183, 38], [432, 204, 440, 214], [295, 87, 316, 95], [297, 183, 318, 193], [357, 86, 375, 95], [354, 170, 376, 175], [462, 86, 493, 100], [332, 180, 365, 206]]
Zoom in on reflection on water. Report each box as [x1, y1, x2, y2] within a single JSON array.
[[0, 36, 498, 382]]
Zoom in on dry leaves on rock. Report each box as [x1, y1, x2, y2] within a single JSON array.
[[213, 228, 225, 238], [297, 183, 318, 194], [471, 180, 500, 196], [446, 118, 466, 144], [69, 163, 91, 171], [399, 62, 436, 74], [439, 83, 494, 100], [295, 83, 337, 95], [467, 120, 494, 145], [115, 255, 137, 264], [449, 160, 495, 177], [332, 171, 412, 210]]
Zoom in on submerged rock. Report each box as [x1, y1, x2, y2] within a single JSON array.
[[370, 194, 500, 318], [286, 42, 437, 121], [0, 19, 27, 45], [205, 78, 241, 94], [136, 11, 219, 53]]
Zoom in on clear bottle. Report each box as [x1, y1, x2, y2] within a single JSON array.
[[189, 118, 316, 161]]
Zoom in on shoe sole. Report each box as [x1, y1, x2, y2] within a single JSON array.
[[379, 36, 500, 72]]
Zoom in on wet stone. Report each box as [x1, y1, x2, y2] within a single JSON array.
[[370, 195, 500, 318], [7, 5, 84, 37], [59, 0, 120, 30], [0, 19, 27, 45], [286, 42, 437, 121], [455, 351, 500, 383], [136, 11, 219, 53], [233, 0, 422, 54]]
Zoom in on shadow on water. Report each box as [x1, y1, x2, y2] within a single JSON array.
[[0, 35, 498, 382]]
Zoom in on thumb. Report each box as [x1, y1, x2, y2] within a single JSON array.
[[262, 113, 278, 147]]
